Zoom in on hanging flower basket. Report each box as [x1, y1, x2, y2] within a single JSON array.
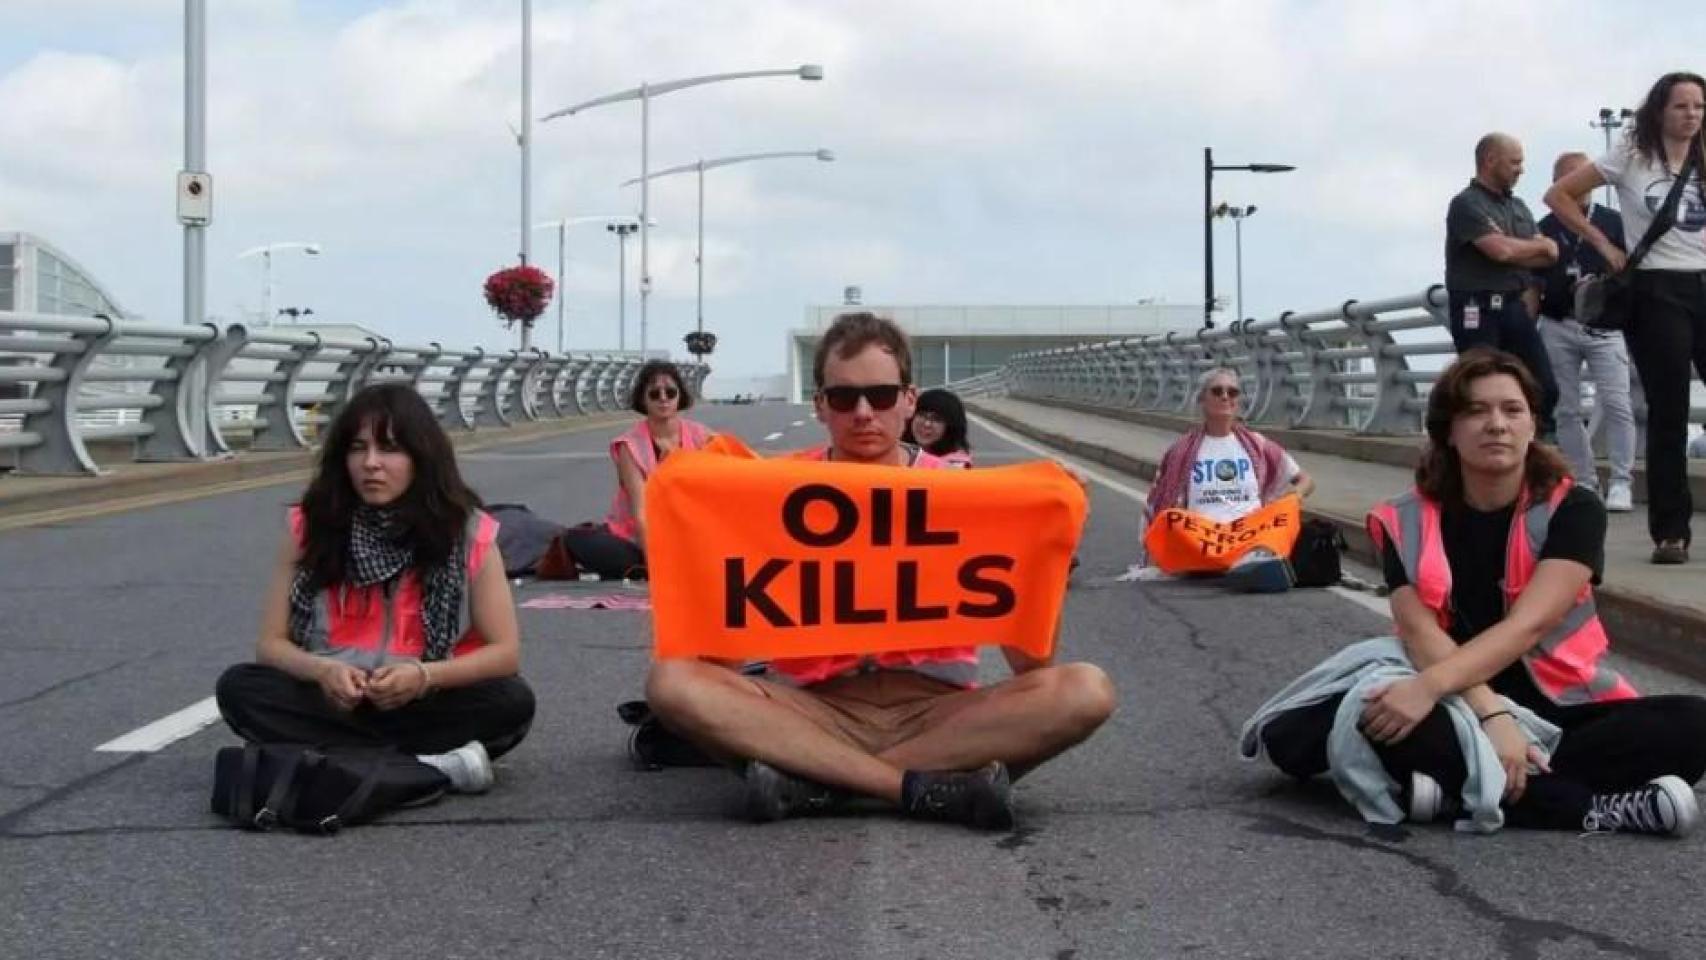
[[684, 330, 718, 357], [483, 264, 555, 331]]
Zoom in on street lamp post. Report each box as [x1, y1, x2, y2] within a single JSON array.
[[1213, 204, 1258, 320], [607, 221, 639, 350], [532, 215, 652, 354], [1204, 148, 1293, 330], [1590, 107, 1635, 208], [540, 64, 824, 355], [236, 241, 322, 327], [623, 148, 833, 339]]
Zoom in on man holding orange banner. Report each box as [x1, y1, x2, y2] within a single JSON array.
[[1142, 367, 1314, 591], [644, 313, 1116, 830]]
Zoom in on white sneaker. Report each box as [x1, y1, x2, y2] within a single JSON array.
[[418, 740, 494, 794], [1605, 482, 1634, 513], [1406, 772, 1458, 823]]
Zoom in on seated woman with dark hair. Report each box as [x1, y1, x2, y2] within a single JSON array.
[[559, 359, 713, 580], [1246, 349, 1706, 836], [904, 388, 973, 468], [216, 384, 535, 794]]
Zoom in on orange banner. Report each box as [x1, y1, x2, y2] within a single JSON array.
[[1143, 495, 1302, 574], [645, 436, 1087, 661]]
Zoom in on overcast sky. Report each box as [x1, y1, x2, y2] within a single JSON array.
[[0, 1, 1697, 380]]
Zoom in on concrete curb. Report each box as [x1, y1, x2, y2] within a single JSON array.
[[0, 413, 630, 525], [1012, 394, 1706, 513], [970, 400, 1706, 685]]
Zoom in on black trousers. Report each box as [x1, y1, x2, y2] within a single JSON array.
[[216, 663, 535, 759], [1260, 693, 1706, 830], [1625, 270, 1706, 545], [561, 524, 647, 580], [1448, 289, 1560, 436]]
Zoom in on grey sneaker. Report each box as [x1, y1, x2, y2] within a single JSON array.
[[1406, 771, 1459, 823], [1582, 776, 1700, 837], [743, 761, 836, 822], [1653, 541, 1689, 565], [901, 762, 1015, 831], [417, 740, 494, 794]]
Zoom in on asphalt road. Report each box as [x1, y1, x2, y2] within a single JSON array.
[[3, 403, 1704, 960]]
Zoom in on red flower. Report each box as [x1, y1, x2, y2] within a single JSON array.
[[483, 264, 555, 328]]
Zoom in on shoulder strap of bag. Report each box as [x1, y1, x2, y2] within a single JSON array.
[[1627, 145, 1700, 270], [233, 744, 264, 826], [319, 759, 391, 835], [254, 749, 317, 831]]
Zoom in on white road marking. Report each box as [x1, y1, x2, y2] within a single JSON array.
[[96, 697, 221, 753], [763, 432, 785, 441], [971, 412, 1394, 622], [790, 420, 805, 427]]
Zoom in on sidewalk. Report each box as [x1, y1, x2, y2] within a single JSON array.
[[0, 413, 628, 526], [970, 396, 1706, 682]]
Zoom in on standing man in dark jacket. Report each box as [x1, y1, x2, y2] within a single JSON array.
[[1445, 132, 1561, 435], [1536, 151, 1634, 511]]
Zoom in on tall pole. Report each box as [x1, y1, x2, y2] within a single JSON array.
[[518, 0, 533, 349], [556, 221, 566, 354], [695, 160, 705, 334], [1203, 147, 1214, 331], [1234, 214, 1245, 321], [617, 228, 628, 351], [639, 85, 651, 355], [184, 0, 207, 446]]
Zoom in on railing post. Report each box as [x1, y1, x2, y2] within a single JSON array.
[[137, 323, 221, 463], [438, 347, 481, 432], [1355, 300, 1420, 436], [477, 352, 519, 427], [1297, 306, 1351, 429], [18, 317, 117, 475], [200, 324, 251, 456], [507, 349, 546, 422], [252, 332, 321, 451]]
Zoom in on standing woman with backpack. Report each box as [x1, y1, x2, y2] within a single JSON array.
[[216, 384, 535, 794], [1544, 72, 1706, 565]]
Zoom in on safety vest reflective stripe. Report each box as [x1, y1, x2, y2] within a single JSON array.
[[1365, 483, 1636, 707]]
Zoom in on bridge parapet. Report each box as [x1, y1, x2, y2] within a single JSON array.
[[0, 314, 704, 476]]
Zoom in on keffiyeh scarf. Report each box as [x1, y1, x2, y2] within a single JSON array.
[[288, 505, 467, 661]]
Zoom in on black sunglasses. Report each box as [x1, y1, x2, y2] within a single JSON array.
[[819, 384, 905, 413], [1207, 385, 1242, 399], [646, 386, 680, 402]]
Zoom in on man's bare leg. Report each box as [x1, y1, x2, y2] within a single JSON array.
[[878, 662, 1115, 778], [646, 658, 905, 802]]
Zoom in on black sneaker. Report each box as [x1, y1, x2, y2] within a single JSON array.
[[1652, 541, 1690, 565], [1582, 776, 1700, 837], [743, 761, 836, 822], [901, 762, 1015, 830]]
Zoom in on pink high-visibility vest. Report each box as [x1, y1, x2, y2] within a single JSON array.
[[1366, 481, 1637, 707], [606, 418, 712, 543]]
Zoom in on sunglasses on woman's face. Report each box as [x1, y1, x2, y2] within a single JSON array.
[[819, 383, 904, 413], [1208, 385, 1242, 399], [647, 386, 680, 402]]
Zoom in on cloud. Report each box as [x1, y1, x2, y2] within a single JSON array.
[[0, 0, 1698, 371]]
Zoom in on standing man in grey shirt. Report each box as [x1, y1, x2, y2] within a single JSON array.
[[1445, 132, 1561, 435]]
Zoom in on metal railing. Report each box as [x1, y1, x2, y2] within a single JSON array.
[[977, 284, 1706, 438], [0, 313, 705, 476]]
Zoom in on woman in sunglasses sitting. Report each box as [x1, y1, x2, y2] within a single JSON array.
[[1142, 367, 1314, 590], [904, 388, 973, 468], [561, 360, 712, 579]]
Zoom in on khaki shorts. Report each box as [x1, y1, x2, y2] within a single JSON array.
[[754, 669, 987, 755]]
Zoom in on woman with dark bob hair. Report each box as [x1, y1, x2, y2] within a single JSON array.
[[903, 388, 972, 467], [216, 384, 535, 794], [1544, 72, 1706, 565], [560, 359, 712, 579], [1246, 349, 1706, 835]]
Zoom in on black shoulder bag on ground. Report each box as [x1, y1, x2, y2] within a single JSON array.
[[211, 744, 448, 834], [1578, 146, 1700, 331], [1289, 518, 1347, 588]]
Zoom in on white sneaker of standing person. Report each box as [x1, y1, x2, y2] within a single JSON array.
[[417, 740, 494, 794], [1604, 481, 1634, 513]]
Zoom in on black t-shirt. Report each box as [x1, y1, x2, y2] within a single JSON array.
[[1380, 486, 1605, 709]]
